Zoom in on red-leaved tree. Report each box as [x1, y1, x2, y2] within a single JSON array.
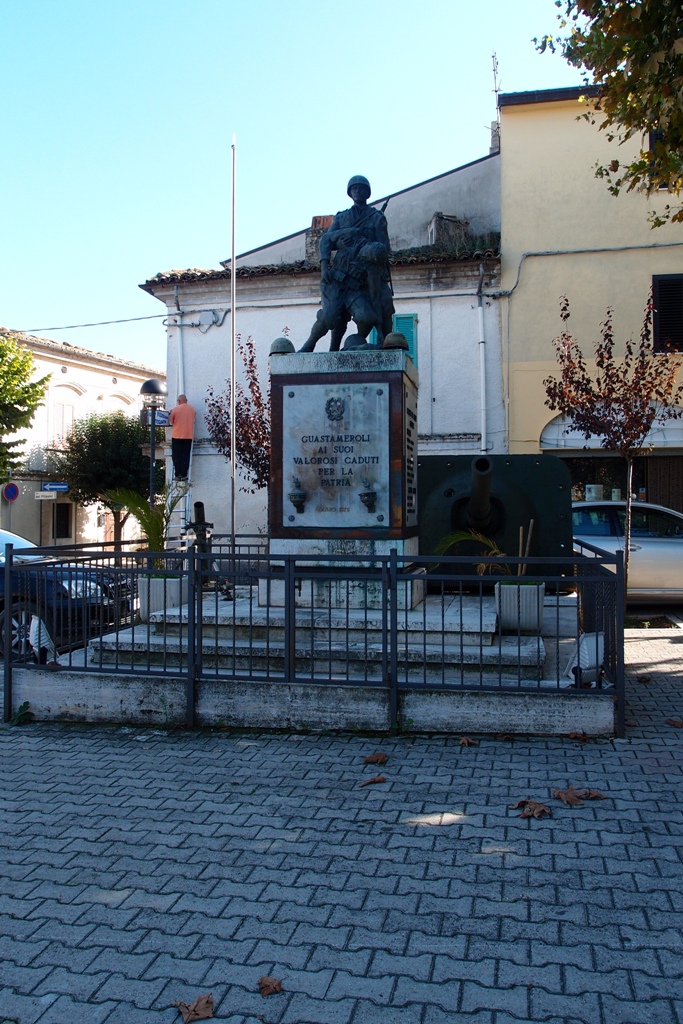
[[544, 294, 683, 597], [205, 336, 270, 493]]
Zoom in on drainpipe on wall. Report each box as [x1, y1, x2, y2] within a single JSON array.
[[173, 285, 185, 396], [477, 264, 487, 454]]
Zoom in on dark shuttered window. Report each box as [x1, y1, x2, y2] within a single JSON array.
[[653, 275, 683, 352]]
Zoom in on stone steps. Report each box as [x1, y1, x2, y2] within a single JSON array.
[[89, 630, 546, 681]]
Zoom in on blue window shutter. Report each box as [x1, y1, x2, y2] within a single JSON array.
[[368, 327, 379, 346], [392, 313, 418, 366]]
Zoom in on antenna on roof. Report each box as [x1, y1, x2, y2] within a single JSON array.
[[490, 53, 501, 154]]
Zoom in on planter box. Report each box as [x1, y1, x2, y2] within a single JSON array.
[[495, 582, 545, 633], [139, 576, 189, 623]]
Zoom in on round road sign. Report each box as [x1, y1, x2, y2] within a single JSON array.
[[2, 482, 19, 502]]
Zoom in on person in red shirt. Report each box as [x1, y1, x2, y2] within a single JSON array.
[[168, 394, 196, 481]]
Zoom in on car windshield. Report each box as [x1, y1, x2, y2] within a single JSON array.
[[0, 531, 43, 563]]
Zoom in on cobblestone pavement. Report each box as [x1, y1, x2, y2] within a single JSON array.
[[1, 629, 682, 1024]]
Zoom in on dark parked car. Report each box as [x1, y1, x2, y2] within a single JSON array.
[[573, 500, 683, 601], [0, 529, 133, 658]]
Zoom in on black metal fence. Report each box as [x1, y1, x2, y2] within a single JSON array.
[[2, 538, 624, 734]]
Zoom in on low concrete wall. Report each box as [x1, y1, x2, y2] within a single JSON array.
[[10, 668, 615, 736]]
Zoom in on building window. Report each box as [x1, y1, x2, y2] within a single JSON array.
[[368, 313, 418, 365], [53, 502, 73, 540], [53, 402, 74, 444], [393, 313, 418, 366], [653, 275, 683, 352]]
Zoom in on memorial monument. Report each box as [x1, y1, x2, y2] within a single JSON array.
[[265, 176, 420, 609], [299, 175, 394, 352]]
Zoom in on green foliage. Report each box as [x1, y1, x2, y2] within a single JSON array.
[[105, 484, 182, 555], [10, 701, 34, 726], [53, 412, 164, 544], [0, 335, 49, 481], [434, 529, 513, 576], [536, 0, 683, 225]]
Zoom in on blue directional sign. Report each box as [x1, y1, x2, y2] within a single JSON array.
[[42, 482, 69, 492]]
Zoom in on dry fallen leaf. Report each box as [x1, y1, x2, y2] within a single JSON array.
[[665, 718, 683, 728], [459, 736, 479, 747], [359, 775, 387, 788], [363, 752, 389, 765], [510, 798, 551, 819], [176, 993, 214, 1022], [636, 674, 651, 683], [496, 733, 514, 742], [626, 719, 638, 727], [581, 789, 606, 800], [552, 785, 585, 807], [568, 731, 589, 743], [258, 976, 283, 997]]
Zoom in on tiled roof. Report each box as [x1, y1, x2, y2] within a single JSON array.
[[0, 326, 164, 376], [141, 238, 501, 291]]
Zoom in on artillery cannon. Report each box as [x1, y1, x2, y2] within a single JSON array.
[[418, 454, 573, 565]]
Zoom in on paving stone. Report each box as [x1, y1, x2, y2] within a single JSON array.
[[90, 970, 167, 1011], [281, 992, 356, 1023], [600, 992, 677, 1024], [392, 976, 460, 1010], [461, 981, 529, 1016], [33, 967, 110, 1001], [327, 970, 395, 1004], [423, 1009, 493, 1024], [1, 963, 54, 995], [26, 994, 115, 1023]]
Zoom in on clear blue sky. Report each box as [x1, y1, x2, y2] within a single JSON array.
[[2, 0, 581, 370]]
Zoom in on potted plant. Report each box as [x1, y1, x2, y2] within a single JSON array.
[[436, 521, 545, 633], [106, 485, 186, 621]]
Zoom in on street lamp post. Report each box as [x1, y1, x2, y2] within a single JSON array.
[[139, 378, 168, 510]]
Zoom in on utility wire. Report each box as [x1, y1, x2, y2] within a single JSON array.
[[21, 314, 169, 332]]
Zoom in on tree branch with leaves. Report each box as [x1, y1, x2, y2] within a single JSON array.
[[205, 336, 270, 493], [544, 293, 683, 596], [53, 411, 164, 546], [0, 334, 49, 481]]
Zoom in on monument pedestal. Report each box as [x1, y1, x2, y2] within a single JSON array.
[[264, 350, 421, 609]]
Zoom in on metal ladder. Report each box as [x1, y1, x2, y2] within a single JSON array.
[[166, 447, 194, 549]]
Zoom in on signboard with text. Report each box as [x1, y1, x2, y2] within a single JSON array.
[[281, 382, 389, 529]]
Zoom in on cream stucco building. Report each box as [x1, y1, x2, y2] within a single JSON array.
[[499, 86, 683, 507], [0, 328, 164, 545]]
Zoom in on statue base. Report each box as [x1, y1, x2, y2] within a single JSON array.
[[264, 350, 421, 609]]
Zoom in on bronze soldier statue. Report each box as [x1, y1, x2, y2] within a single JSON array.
[[299, 175, 394, 352]]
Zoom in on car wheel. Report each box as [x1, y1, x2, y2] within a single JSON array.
[[0, 602, 40, 659]]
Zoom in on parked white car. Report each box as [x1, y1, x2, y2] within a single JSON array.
[[572, 500, 683, 601]]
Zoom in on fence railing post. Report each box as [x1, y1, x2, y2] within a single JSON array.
[[388, 548, 398, 732], [614, 549, 626, 738], [284, 556, 296, 682], [3, 545, 13, 723], [186, 547, 197, 729]]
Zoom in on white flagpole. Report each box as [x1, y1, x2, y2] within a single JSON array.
[[230, 134, 237, 544]]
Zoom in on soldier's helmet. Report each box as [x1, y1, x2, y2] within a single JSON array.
[[347, 175, 371, 198]]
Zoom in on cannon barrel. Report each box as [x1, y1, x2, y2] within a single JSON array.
[[466, 456, 493, 532]]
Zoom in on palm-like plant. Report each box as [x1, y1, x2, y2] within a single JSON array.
[[105, 484, 183, 560]]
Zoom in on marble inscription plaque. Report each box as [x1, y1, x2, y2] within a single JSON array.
[[282, 382, 389, 528]]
